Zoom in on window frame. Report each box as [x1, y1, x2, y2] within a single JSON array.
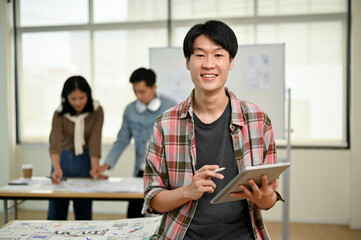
[[13, 0, 351, 149]]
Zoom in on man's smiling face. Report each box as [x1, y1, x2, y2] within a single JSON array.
[[186, 34, 234, 95]]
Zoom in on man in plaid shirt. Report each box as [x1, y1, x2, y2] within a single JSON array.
[[142, 20, 283, 240]]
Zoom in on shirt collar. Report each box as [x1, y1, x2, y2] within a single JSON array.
[[180, 88, 245, 127], [227, 88, 245, 128]]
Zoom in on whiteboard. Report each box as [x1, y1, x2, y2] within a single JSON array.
[[150, 44, 285, 139]]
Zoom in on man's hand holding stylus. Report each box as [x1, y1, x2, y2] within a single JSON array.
[[184, 165, 224, 200]]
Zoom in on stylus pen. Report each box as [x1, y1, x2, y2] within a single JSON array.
[[213, 167, 226, 173]]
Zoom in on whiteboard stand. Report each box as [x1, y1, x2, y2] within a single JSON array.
[[281, 88, 292, 240]]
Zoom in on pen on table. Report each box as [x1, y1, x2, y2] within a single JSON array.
[[8, 182, 28, 185], [213, 167, 226, 173]]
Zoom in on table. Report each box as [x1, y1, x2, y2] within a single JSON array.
[[0, 177, 144, 224], [0, 215, 162, 239]]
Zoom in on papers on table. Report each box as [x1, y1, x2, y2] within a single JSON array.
[[2, 177, 143, 193], [63, 178, 143, 193], [0, 215, 162, 239]]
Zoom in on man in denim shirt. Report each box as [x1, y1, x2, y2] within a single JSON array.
[[95, 67, 176, 218]]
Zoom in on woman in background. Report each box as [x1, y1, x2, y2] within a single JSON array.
[[48, 75, 103, 220]]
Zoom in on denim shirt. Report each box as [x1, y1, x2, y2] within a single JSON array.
[[105, 94, 176, 176]]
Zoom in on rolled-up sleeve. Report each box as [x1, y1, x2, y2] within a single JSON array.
[[142, 123, 168, 215], [262, 115, 285, 203], [262, 114, 277, 165]]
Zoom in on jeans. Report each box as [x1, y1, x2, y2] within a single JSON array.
[[47, 149, 92, 220], [127, 170, 145, 218]]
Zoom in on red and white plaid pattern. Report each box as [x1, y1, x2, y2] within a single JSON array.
[[143, 88, 278, 240]]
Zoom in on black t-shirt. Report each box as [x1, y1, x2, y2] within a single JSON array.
[[184, 100, 254, 240]]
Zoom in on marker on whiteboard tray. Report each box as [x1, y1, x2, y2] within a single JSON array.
[[213, 167, 226, 173]]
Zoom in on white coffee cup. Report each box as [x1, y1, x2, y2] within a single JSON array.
[[22, 164, 33, 179]]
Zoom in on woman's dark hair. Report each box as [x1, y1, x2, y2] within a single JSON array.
[[129, 67, 156, 87], [59, 76, 94, 115], [183, 20, 238, 60]]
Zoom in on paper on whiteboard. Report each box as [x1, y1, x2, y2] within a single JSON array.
[[163, 70, 191, 103], [246, 54, 271, 90]]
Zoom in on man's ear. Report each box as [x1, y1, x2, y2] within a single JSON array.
[[186, 58, 190, 71], [229, 58, 234, 71]]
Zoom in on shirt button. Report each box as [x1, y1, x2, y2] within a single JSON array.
[[230, 125, 235, 131], [234, 135, 239, 140]]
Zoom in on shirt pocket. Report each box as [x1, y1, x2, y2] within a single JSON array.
[[129, 121, 145, 137]]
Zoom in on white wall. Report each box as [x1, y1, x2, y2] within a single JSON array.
[[265, 149, 351, 224], [0, 1, 14, 188], [350, 0, 361, 230], [1, 0, 360, 228]]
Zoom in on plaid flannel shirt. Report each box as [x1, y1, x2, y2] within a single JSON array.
[[143, 88, 278, 240]]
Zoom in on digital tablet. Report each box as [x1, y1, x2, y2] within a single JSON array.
[[210, 162, 290, 204]]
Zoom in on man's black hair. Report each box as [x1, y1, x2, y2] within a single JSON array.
[[60, 75, 94, 115], [183, 20, 238, 60], [129, 67, 156, 87]]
